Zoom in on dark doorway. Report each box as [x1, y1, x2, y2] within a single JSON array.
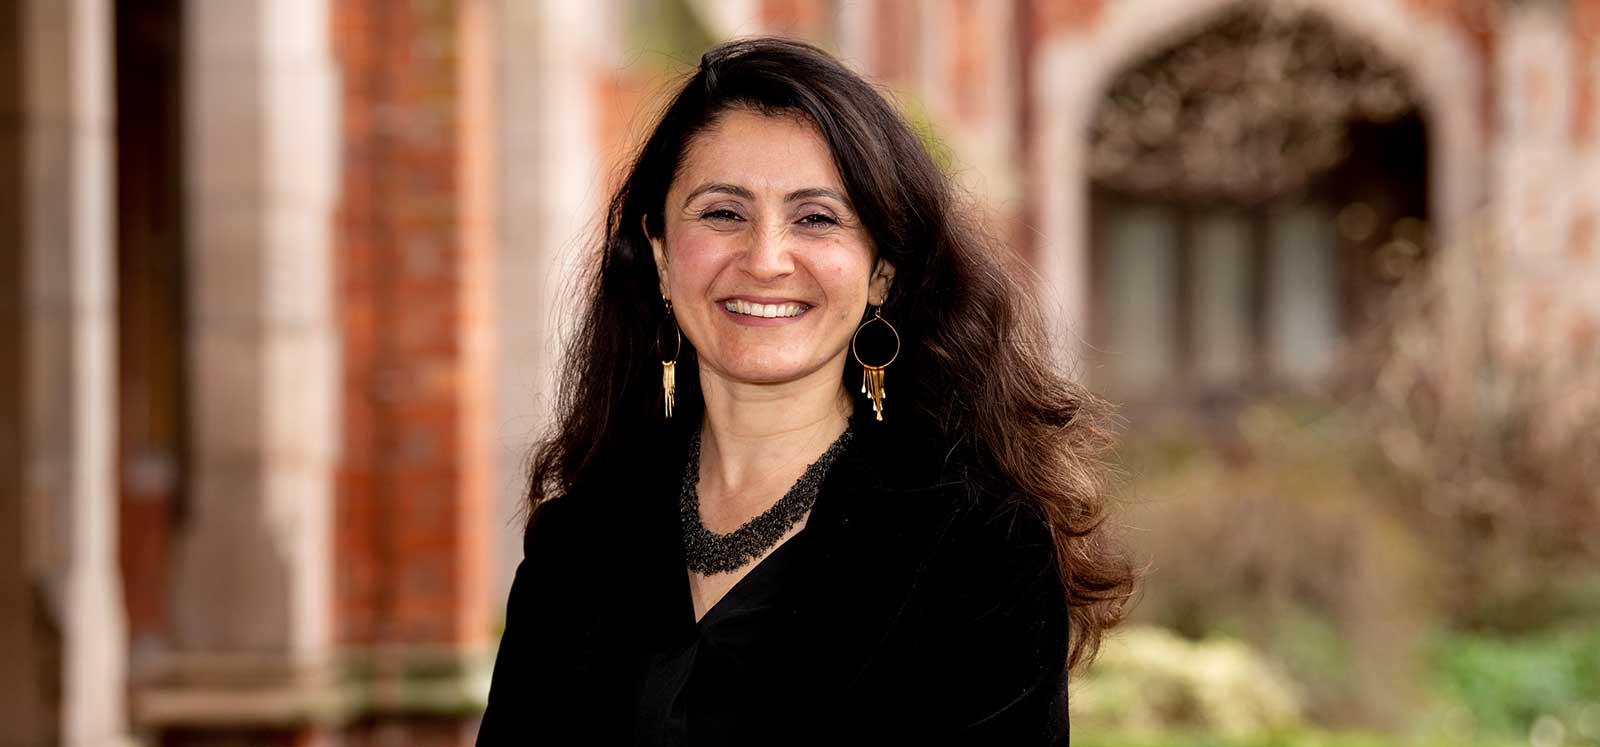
[[114, 0, 188, 677]]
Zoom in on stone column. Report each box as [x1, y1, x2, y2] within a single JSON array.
[[0, 0, 128, 745], [491, 0, 605, 609], [135, 0, 341, 738]]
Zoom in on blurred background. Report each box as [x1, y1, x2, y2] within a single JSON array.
[[3, 0, 1598, 745]]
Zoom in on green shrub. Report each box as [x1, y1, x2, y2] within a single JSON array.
[[1066, 731, 1525, 747], [1431, 626, 1600, 742]]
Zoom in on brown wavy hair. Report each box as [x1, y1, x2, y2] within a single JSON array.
[[525, 36, 1136, 672]]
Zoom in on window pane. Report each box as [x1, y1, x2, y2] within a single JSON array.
[[1267, 206, 1340, 380], [1191, 214, 1252, 385], [1105, 204, 1178, 390]]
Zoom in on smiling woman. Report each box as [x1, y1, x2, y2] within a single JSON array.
[[477, 37, 1137, 746], [648, 110, 891, 393]]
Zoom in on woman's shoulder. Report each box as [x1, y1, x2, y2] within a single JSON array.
[[945, 478, 1059, 576], [898, 437, 1060, 589], [899, 472, 1068, 663], [522, 480, 668, 557], [848, 420, 1058, 571], [839, 431, 1070, 738], [522, 492, 580, 549], [521, 422, 688, 554], [519, 492, 641, 570], [871, 421, 1048, 525]]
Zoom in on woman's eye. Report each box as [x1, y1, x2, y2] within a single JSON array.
[[700, 209, 743, 223], [798, 213, 838, 227]]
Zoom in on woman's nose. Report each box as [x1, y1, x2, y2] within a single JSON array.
[[739, 221, 795, 280]]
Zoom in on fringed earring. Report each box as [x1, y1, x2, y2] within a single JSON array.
[[851, 305, 900, 422], [658, 298, 681, 418]]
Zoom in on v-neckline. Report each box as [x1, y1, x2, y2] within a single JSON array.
[[683, 525, 811, 628]]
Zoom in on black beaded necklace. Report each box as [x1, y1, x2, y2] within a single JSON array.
[[679, 426, 854, 575]]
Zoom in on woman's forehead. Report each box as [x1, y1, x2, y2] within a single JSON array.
[[673, 109, 846, 198]]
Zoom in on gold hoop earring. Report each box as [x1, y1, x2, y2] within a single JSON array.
[[851, 305, 899, 422], [658, 299, 681, 418]]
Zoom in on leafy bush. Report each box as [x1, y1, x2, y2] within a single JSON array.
[[1113, 401, 1434, 727], [1431, 625, 1600, 743], [1070, 625, 1306, 735], [1096, 216, 1600, 738], [1066, 731, 1525, 747]]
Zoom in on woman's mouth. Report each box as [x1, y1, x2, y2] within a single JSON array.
[[721, 299, 811, 319]]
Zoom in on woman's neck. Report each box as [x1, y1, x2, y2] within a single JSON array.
[[695, 363, 852, 497]]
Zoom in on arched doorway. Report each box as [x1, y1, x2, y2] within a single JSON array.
[[115, 0, 189, 681], [1081, 4, 1430, 405], [1029, 0, 1484, 369], [1038, 1, 1488, 725]]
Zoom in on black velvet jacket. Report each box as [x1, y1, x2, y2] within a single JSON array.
[[476, 414, 1071, 745]]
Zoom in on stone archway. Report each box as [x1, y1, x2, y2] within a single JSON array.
[[1030, 0, 1485, 357]]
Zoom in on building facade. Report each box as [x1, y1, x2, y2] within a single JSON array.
[[4, 0, 1597, 744]]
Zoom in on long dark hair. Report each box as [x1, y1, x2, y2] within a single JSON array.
[[526, 36, 1135, 672]]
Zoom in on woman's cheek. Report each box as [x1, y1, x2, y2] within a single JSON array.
[[667, 231, 732, 288], [819, 259, 870, 306]]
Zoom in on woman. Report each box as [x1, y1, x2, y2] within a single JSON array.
[[478, 37, 1135, 745]]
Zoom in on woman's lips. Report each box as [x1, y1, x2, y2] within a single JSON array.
[[718, 298, 812, 326], [722, 298, 808, 317]]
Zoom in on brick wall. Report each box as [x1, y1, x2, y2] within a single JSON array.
[[332, 0, 494, 655]]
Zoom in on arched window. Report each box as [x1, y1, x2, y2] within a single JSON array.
[[1085, 5, 1429, 404]]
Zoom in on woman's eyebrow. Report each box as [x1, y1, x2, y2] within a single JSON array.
[[682, 182, 753, 207], [680, 183, 850, 208], [785, 187, 848, 205]]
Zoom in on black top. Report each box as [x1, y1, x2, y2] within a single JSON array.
[[477, 413, 1071, 745], [632, 528, 814, 745]]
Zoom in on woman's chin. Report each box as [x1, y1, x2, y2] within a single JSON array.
[[704, 356, 838, 388]]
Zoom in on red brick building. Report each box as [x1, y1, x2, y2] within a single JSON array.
[[3, 1, 1597, 745]]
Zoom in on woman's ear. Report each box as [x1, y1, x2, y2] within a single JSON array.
[[869, 258, 896, 305], [643, 214, 669, 298]]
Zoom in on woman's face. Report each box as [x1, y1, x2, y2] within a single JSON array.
[[648, 108, 894, 390]]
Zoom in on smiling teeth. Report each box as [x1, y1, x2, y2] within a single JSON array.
[[724, 300, 808, 318]]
